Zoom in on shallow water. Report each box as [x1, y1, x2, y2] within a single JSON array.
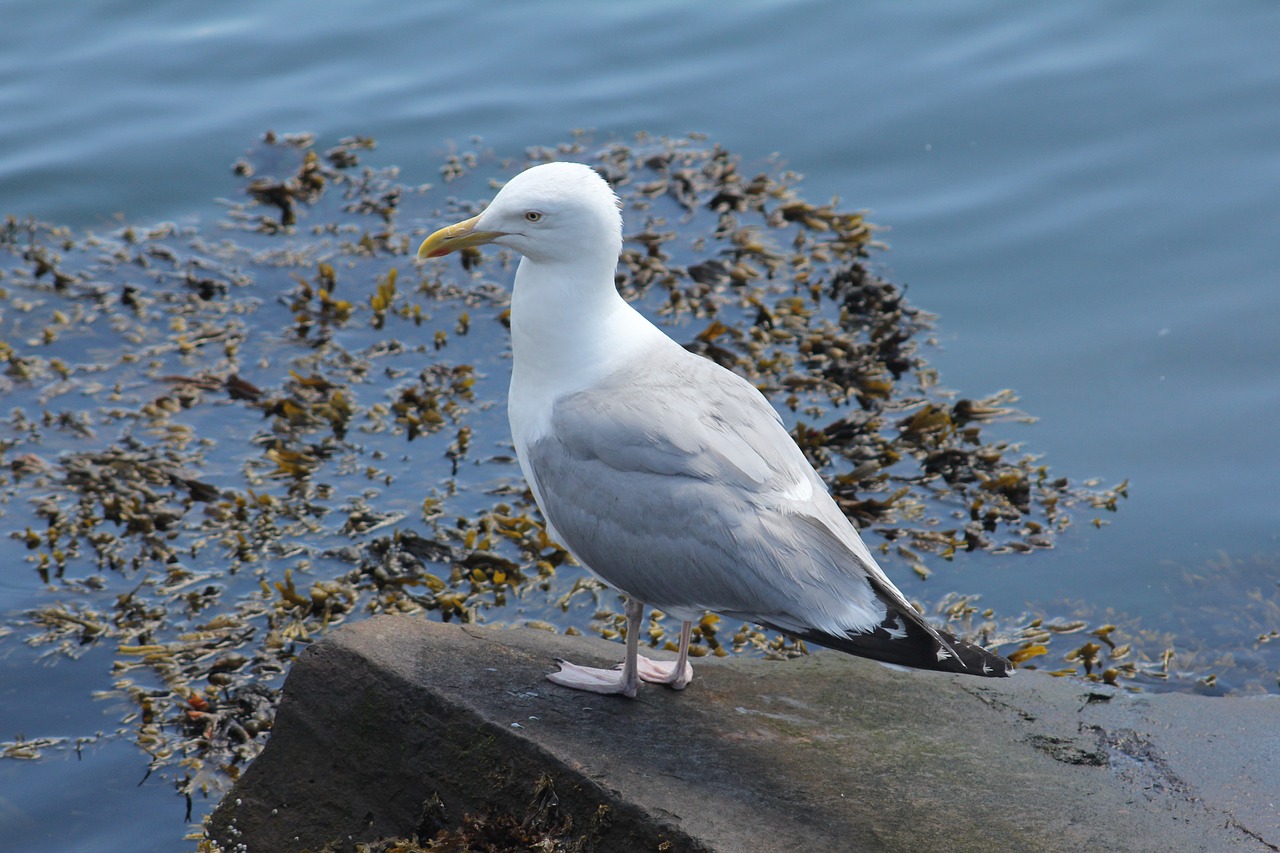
[[2, 1, 1278, 850]]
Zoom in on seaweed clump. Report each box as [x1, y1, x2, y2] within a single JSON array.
[[0, 131, 1177, 825]]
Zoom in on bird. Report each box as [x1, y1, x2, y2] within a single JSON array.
[[416, 161, 1012, 697]]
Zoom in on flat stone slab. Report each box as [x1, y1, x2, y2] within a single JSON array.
[[208, 616, 1280, 852]]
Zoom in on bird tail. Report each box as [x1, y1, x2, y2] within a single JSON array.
[[765, 601, 1013, 678]]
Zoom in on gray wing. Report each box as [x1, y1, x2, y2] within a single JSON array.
[[523, 348, 888, 634]]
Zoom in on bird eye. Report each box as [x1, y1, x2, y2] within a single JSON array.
[[524, 211, 542, 222]]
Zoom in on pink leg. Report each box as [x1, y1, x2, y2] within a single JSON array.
[[636, 619, 694, 689], [547, 596, 645, 697]]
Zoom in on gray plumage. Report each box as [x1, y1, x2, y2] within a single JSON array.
[[525, 345, 874, 624], [524, 340, 1010, 676]]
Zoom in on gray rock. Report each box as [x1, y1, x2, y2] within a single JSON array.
[[207, 616, 1280, 852]]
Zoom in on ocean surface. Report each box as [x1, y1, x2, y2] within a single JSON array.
[[1, 1, 1278, 849]]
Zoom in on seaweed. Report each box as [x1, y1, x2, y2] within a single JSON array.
[[5, 131, 1251, 827]]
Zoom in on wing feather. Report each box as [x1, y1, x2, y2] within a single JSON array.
[[524, 350, 884, 631], [523, 348, 1012, 676]]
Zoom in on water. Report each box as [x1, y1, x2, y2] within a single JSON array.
[[2, 1, 1278, 849]]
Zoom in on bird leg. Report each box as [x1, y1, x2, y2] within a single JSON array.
[[635, 618, 693, 689], [546, 596, 645, 697], [545, 599, 694, 696]]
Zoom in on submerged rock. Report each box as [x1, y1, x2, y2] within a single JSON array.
[[206, 617, 1279, 852]]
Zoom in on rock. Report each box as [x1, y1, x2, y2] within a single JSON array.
[[207, 616, 1280, 852]]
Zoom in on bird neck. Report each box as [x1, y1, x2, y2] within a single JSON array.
[[508, 255, 667, 395]]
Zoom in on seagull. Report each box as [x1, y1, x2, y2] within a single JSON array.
[[416, 161, 1012, 697]]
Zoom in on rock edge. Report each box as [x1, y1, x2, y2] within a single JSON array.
[[207, 616, 1280, 852]]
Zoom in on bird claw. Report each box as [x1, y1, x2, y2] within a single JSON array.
[[636, 655, 693, 690], [546, 654, 693, 696], [546, 659, 637, 697]]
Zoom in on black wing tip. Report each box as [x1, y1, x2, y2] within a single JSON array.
[[933, 627, 1015, 678], [835, 569, 1014, 677], [778, 621, 1014, 678]]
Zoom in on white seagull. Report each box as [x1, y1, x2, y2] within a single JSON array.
[[417, 162, 1012, 697]]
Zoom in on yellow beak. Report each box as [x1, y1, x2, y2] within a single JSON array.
[[415, 214, 504, 259]]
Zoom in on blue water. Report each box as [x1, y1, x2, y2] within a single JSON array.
[[2, 1, 1279, 849]]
